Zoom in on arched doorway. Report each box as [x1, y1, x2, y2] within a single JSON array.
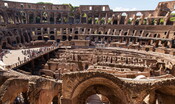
[[50, 35, 55, 40], [74, 35, 78, 40], [62, 35, 67, 41], [56, 39, 60, 43], [68, 36, 72, 41], [38, 36, 42, 40], [13, 92, 29, 104], [52, 96, 59, 104], [2, 42, 7, 49]]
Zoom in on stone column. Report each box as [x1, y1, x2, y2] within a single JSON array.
[[118, 14, 121, 25], [78, 27, 82, 34], [40, 12, 42, 24], [72, 28, 75, 34], [47, 12, 50, 24], [41, 27, 44, 35], [33, 12, 36, 24], [105, 13, 108, 24], [61, 13, 63, 24], [47, 27, 50, 35], [79, 14, 82, 24], [164, 12, 170, 25], [98, 13, 101, 25], [111, 15, 115, 25], [60, 28, 63, 34], [13, 12, 17, 24], [131, 14, 136, 25], [124, 15, 129, 25], [66, 28, 69, 34], [92, 15, 95, 24], [86, 15, 88, 24], [54, 12, 57, 24], [26, 12, 29, 24]]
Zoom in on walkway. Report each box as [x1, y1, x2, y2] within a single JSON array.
[[0, 46, 59, 70]]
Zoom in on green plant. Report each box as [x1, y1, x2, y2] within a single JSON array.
[[170, 17, 175, 22], [37, 2, 53, 5], [159, 18, 164, 24]]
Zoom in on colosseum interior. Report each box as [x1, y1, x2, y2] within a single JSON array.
[[1, 0, 175, 104]]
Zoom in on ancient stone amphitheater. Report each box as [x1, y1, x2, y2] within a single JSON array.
[[1, 0, 175, 104]]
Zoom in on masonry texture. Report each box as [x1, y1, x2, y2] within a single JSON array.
[[1, 0, 175, 104]]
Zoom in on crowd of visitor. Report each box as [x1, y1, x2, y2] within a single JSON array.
[[0, 49, 10, 61], [21, 47, 52, 58]]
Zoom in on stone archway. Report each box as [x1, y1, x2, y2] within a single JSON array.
[[142, 86, 175, 104], [0, 78, 29, 104], [61, 72, 130, 104]]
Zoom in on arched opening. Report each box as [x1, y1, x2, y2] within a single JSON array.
[[135, 18, 140, 25], [29, 13, 34, 23], [20, 11, 26, 24], [42, 12, 48, 23], [124, 32, 127, 35], [16, 37, 20, 43], [74, 15, 80, 24], [143, 18, 148, 25], [75, 31, 78, 34], [56, 39, 60, 43], [12, 41, 17, 46], [82, 13, 87, 24], [85, 64, 89, 70], [85, 36, 90, 40], [107, 18, 112, 24], [50, 17, 54, 24], [7, 38, 11, 44], [13, 92, 29, 104], [88, 17, 92, 24], [20, 35, 24, 43], [101, 17, 105, 24], [56, 14, 62, 24], [68, 36, 72, 41], [113, 19, 117, 25], [62, 35, 67, 41], [38, 36, 42, 40], [52, 96, 59, 104], [136, 12, 142, 16], [36, 14, 41, 24], [120, 13, 127, 24], [154, 34, 157, 38], [169, 11, 175, 25], [95, 17, 99, 24], [43, 36, 49, 42], [74, 35, 78, 40], [2, 42, 7, 49], [128, 18, 133, 24], [121, 13, 127, 16], [50, 35, 55, 40], [24, 34, 29, 42]]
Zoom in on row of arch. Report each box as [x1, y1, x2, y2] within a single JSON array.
[[0, 7, 174, 25]]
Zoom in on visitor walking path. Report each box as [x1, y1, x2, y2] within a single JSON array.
[[0, 46, 59, 70]]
